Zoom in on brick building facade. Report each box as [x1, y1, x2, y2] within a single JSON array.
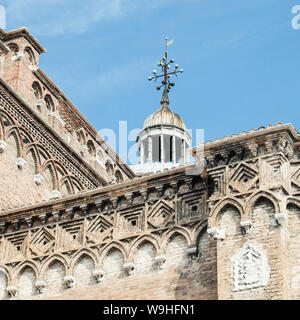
[[0, 27, 299, 300]]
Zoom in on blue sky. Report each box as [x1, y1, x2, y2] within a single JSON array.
[[1, 0, 300, 164]]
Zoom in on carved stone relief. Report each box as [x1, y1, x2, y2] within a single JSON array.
[[231, 242, 270, 292]]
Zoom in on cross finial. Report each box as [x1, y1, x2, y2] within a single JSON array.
[[148, 37, 184, 94]]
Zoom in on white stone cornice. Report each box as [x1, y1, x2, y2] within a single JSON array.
[[64, 275, 75, 288], [123, 262, 135, 276], [50, 190, 61, 200], [240, 220, 253, 235], [35, 280, 46, 294], [93, 269, 105, 282], [16, 157, 26, 169], [275, 212, 288, 226], [34, 174, 44, 186], [48, 111, 66, 126], [207, 227, 226, 240], [155, 255, 166, 270], [186, 247, 198, 260]]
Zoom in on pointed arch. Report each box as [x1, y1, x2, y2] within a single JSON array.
[[245, 190, 280, 217], [128, 235, 160, 261], [287, 197, 300, 210], [25, 143, 42, 174], [24, 46, 36, 65], [13, 261, 39, 282], [99, 241, 128, 265], [0, 265, 12, 284], [40, 254, 68, 278], [208, 197, 244, 228], [70, 249, 98, 275], [161, 226, 192, 251], [7, 126, 23, 158], [42, 159, 58, 190], [192, 220, 208, 243]]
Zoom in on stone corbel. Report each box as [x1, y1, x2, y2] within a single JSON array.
[[0, 140, 7, 153], [108, 175, 117, 184], [155, 255, 166, 270], [34, 174, 44, 186], [156, 186, 164, 197], [16, 157, 26, 169], [64, 275, 75, 288], [240, 220, 253, 235], [80, 204, 88, 215], [29, 64, 38, 71], [6, 286, 18, 299], [125, 193, 133, 205], [186, 247, 198, 261], [265, 140, 273, 154], [65, 208, 73, 219], [36, 99, 46, 110], [35, 280, 46, 294], [275, 212, 288, 226], [247, 142, 258, 158], [50, 190, 61, 200], [123, 262, 135, 276], [93, 269, 105, 283], [80, 144, 88, 157], [141, 189, 148, 202], [207, 227, 226, 240], [12, 52, 24, 61], [111, 198, 118, 210]]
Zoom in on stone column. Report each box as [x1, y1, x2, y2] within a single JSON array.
[[161, 134, 164, 163], [148, 136, 152, 164], [183, 140, 186, 164], [172, 136, 176, 164], [140, 141, 145, 164]]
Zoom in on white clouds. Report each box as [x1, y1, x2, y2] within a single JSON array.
[[5, 0, 128, 36], [4, 0, 185, 36], [95, 58, 151, 96]]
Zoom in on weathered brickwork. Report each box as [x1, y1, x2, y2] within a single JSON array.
[[0, 27, 298, 300]]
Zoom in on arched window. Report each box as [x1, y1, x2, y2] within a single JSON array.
[[8, 43, 18, 53], [87, 140, 96, 157], [105, 160, 114, 176], [44, 94, 54, 112], [115, 170, 123, 183], [24, 47, 36, 65], [32, 81, 42, 100]]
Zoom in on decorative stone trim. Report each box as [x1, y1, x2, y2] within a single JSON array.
[[16, 157, 26, 169], [50, 190, 61, 200], [36, 99, 46, 109], [275, 212, 288, 226], [64, 275, 75, 288], [6, 286, 18, 299], [240, 220, 253, 235], [207, 227, 226, 240], [123, 262, 135, 276], [48, 112, 66, 126], [0, 140, 7, 153], [29, 64, 38, 71], [35, 280, 46, 294], [34, 174, 44, 186], [93, 269, 105, 282], [12, 52, 24, 61], [80, 145, 88, 153], [186, 247, 198, 261], [155, 255, 166, 270]]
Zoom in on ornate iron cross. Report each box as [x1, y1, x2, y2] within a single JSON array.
[[148, 37, 184, 93]]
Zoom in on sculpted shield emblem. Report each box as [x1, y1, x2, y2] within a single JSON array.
[[231, 242, 270, 291]]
